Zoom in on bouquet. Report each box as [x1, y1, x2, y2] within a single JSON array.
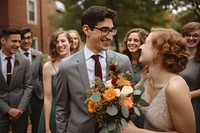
[[85, 58, 149, 133]]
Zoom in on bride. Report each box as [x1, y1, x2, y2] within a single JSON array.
[[121, 28, 195, 133]]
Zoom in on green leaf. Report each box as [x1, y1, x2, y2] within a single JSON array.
[[108, 122, 116, 131], [133, 89, 142, 95], [107, 105, 118, 116], [139, 99, 149, 107], [99, 128, 109, 133], [114, 125, 121, 133], [90, 92, 101, 102], [121, 104, 129, 118], [134, 107, 140, 116], [121, 118, 128, 127], [135, 85, 145, 93]]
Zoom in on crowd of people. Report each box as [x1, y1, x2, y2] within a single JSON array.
[[0, 5, 199, 133]]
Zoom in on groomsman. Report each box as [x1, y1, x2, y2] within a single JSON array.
[[0, 28, 33, 133], [18, 27, 44, 133]]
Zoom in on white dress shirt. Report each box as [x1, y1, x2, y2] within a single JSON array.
[[0, 50, 15, 81], [18, 48, 32, 64], [84, 46, 107, 88]]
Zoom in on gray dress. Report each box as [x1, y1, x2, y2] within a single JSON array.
[[180, 58, 200, 133]]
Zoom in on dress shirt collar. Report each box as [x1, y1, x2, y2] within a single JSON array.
[[19, 47, 31, 55], [84, 45, 106, 60], [0, 50, 15, 60]]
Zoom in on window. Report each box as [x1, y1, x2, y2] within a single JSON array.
[[31, 37, 38, 49], [27, 0, 37, 24]]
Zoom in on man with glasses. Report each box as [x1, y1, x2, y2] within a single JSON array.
[[56, 5, 133, 133], [18, 28, 44, 133]]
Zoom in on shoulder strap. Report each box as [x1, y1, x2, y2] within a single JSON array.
[[51, 62, 57, 73]]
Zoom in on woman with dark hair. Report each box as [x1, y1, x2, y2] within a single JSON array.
[[37, 30, 72, 133], [121, 28, 195, 133], [180, 22, 200, 133]]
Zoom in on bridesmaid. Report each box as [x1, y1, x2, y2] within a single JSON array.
[[122, 28, 148, 84], [68, 29, 83, 54], [122, 28, 148, 128], [37, 30, 72, 133], [180, 22, 200, 133]]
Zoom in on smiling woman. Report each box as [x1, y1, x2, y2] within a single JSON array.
[[37, 29, 73, 133], [180, 22, 200, 133], [121, 27, 195, 133]]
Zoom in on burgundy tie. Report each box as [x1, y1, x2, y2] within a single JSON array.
[[92, 55, 102, 132], [6, 57, 12, 86], [24, 52, 29, 57], [92, 55, 102, 80]]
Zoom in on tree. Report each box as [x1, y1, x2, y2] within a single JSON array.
[[154, 0, 200, 22], [50, 0, 172, 52]]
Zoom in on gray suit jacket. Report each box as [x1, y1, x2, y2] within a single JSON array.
[[56, 49, 133, 133], [0, 52, 33, 119], [17, 48, 43, 100]]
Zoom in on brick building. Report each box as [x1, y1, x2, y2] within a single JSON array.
[[0, 0, 64, 54]]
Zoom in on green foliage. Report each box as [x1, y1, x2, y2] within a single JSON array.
[[107, 105, 118, 116], [121, 104, 129, 118], [154, 0, 200, 22], [91, 92, 101, 102], [51, 0, 183, 52]]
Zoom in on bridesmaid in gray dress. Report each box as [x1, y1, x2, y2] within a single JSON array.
[[180, 22, 200, 133], [37, 30, 72, 133], [121, 28, 195, 133]]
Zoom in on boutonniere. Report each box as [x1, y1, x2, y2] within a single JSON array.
[[32, 54, 37, 57], [15, 59, 20, 65]]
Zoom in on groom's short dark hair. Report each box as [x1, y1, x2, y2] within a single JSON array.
[[81, 5, 117, 28]]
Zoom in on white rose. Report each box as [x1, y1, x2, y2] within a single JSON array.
[[115, 89, 121, 96], [105, 80, 114, 88], [121, 86, 133, 96]]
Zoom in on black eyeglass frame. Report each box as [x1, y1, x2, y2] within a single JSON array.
[[183, 33, 200, 40], [91, 26, 117, 36]]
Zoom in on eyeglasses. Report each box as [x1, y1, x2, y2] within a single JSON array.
[[184, 34, 200, 40], [22, 36, 32, 41], [92, 26, 117, 36]]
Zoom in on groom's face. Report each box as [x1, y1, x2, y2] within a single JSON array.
[[86, 18, 115, 53]]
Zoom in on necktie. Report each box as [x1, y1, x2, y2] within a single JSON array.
[[6, 57, 12, 86], [92, 55, 102, 80], [24, 52, 29, 57], [91, 55, 102, 133]]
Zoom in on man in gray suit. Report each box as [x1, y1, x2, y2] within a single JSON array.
[[18, 28, 43, 133], [56, 6, 133, 133], [0, 28, 33, 133]]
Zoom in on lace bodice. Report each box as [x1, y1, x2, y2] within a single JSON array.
[[140, 77, 182, 131]]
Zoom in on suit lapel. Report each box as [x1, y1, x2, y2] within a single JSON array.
[[30, 48, 35, 72], [0, 56, 7, 87], [76, 50, 90, 90], [106, 50, 115, 80], [10, 53, 22, 88], [30, 48, 37, 61]]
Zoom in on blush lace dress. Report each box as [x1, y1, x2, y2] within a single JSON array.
[[140, 76, 185, 131]]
